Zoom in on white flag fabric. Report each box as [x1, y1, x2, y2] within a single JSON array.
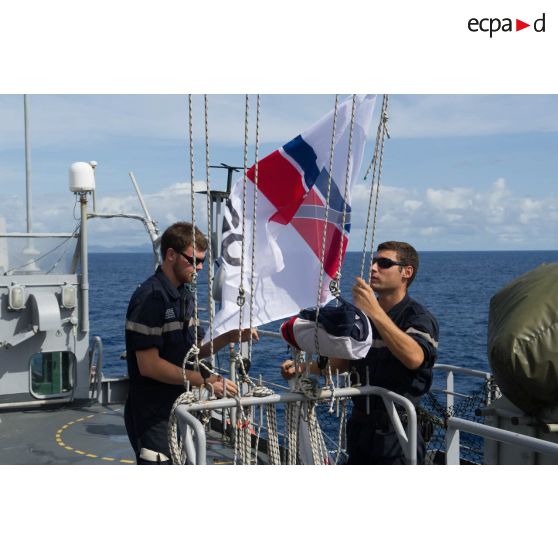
[[204, 95, 377, 342]]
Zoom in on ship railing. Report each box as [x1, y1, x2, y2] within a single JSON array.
[[445, 417, 558, 464], [200, 326, 502, 465], [173, 384, 418, 465], [0, 231, 80, 276], [431, 363, 492, 415], [89, 335, 104, 402]]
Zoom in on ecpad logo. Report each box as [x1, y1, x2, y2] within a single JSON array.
[[468, 13, 546, 37]]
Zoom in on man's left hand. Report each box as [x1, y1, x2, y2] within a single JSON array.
[[352, 277, 381, 319], [227, 328, 259, 344]]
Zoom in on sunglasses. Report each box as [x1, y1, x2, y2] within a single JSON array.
[[179, 251, 206, 266], [373, 256, 406, 269]]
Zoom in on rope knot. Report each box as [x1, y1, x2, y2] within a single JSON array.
[[249, 385, 274, 398], [296, 376, 321, 400]]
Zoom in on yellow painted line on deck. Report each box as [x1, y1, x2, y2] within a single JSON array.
[[55, 408, 133, 464]]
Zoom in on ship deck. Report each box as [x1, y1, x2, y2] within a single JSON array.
[[0, 401, 263, 465]]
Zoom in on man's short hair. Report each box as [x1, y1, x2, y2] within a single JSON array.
[[160, 222, 208, 261], [377, 240, 419, 287]]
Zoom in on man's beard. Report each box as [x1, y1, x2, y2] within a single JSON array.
[[173, 260, 193, 285]]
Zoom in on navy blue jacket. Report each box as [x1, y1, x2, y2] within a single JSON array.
[[353, 294, 439, 409], [125, 267, 200, 454]]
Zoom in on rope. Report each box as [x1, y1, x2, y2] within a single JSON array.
[[285, 401, 300, 464], [244, 381, 279, 465], [368, 95, 389, 283], [286, 371, 330, 465], [295, 376, 321, 400], [305, 401, 329, 464], [247, 94, 261, 361], [359, 96, 385, 277], [265, 404, 282, 465], [334, 397, 348, 464], [168, 389, 198, 464], [181, 345, 215, 390], [330, 94, 357, 298], [253, 403, 264, 465], [362, 94, 390, 181], [239, 406, 252, 465], [313, 95, 339, 356], [204, 94, 215, 363], [187, 94, 200, 372], [237, 94, 250, 346]]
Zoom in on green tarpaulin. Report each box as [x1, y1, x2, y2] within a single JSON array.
[[488, 263, 558, 415]]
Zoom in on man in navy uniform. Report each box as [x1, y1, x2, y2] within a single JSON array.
[[125, 222, 255, 464], [282, 241, 438, 464]]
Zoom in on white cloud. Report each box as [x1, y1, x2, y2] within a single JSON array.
[[2, 176, 557, 252], [426, 187, 473, 211], [349, 178, 558, 250], [1, 181, 208, 250]]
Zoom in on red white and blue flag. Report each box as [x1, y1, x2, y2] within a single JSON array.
[[206, 95, 377, 340]]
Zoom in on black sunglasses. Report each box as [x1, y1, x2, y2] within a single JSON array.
[[179, 251, 205, 266], [373, 256, 406, 269]]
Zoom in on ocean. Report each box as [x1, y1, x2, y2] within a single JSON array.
[[89, 250, 558, 395]]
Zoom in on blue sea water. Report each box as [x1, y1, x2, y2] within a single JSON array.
[[89, 250, 558, 394]]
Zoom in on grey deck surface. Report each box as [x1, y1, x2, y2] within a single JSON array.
[[0, 402, 136, 464], [0, 402, 264, 465]]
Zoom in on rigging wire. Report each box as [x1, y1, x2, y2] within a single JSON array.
[[366, 94, 390, 283], [247, 94, 261, 361], [331, 93, 357, 297], [313, 94, 339, 357], [237, 94, 250, 349], [359, 95, 386, 277], [187, 94, 200, 380], [204, 95, 215, 364]]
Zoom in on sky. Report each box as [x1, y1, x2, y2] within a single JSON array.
[[1, 93, 557, 252]]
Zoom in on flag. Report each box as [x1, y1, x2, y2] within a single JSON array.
[[205, 95, 377, 341]]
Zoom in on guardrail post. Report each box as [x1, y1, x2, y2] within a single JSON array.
[[446, 368, 454, 417], [446, 423, 460, 464]]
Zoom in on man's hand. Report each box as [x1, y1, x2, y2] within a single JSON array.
[[280, 359, 297, 380], [352, 276, 381, 319], [208, 375, 238, 398], [227, 327, 259, 344], [200, 328, 259, 358]]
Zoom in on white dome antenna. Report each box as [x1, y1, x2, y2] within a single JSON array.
[[69, 162, 96, 193]]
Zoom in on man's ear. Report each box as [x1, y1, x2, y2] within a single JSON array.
[[164, 248, 176, 262], [402, 265, 414, 281]]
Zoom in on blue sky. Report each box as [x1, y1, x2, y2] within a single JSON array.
[[1, 94, 557, 251]]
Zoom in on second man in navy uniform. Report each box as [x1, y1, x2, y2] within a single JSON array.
[[124, 221, 257, 464]]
